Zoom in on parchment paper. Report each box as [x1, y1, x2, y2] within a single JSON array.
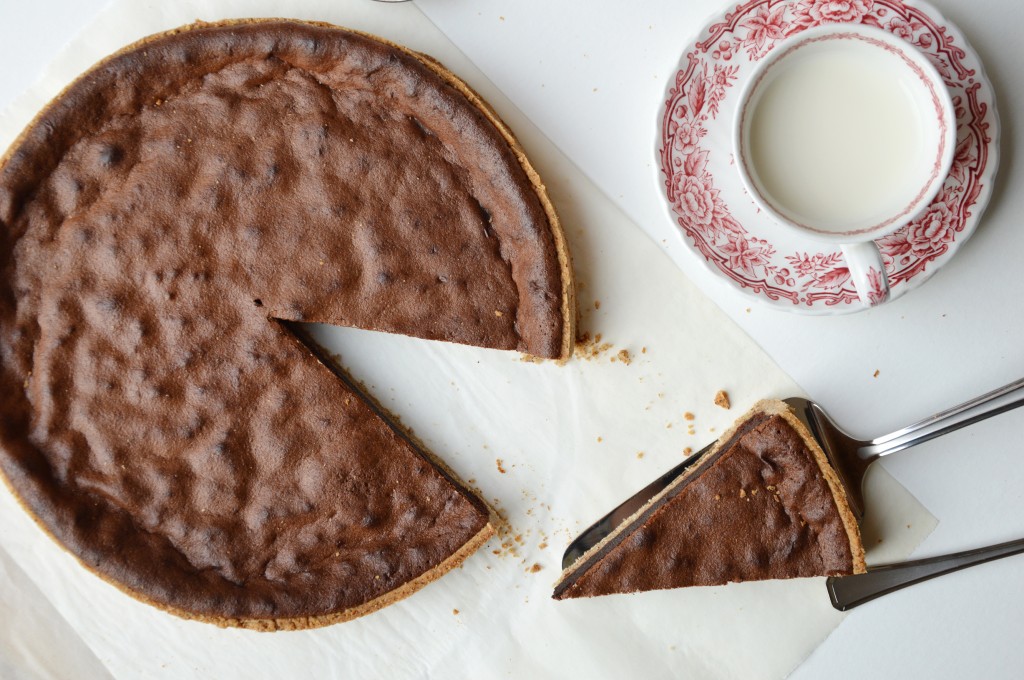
[[0, 1, 937, 678]]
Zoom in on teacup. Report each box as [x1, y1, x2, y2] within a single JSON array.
[[733, 23, 955, 307]]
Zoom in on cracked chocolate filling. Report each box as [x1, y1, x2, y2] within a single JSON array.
[[0, 20, 569, 626]]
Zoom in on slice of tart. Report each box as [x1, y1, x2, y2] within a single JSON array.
[[0, 20, 574, 630], [554, 400, 865, 600]]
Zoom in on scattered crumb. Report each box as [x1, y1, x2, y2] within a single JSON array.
[[519, 355, 544, 364], [907, 523, 912, 529], [496, 459, 507, 474], [709, 427, 716, 433], [636, 451, 645, 460], [499, 15, 505, 21], [877, 538, 883, 544], [684, 412, 695, 421], [453, 609, 459, 615], [592, 87, 598, 93], [494, 310, 503, 317], [739, 488, 746, 498], [873, 369, 880, 378], [597, 436, 603, 443], [766, 485, 776, 491], [745, 307, 751, 313], [714, 390, 731, 409], [528, 563, 543, 573], [616, 349, 631, 365], [574, 332, 614, 360], [751, 488, 758, 496], [641, 346, 647, 354], [538, 542, 548, 550], [683, 447, 692, 455], [594, 300, 601, 310], [666, 422, 673, 429], [714, 494, 721, 501]]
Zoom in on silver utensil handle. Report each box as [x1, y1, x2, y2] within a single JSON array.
[[826, 537, 1024, 611], [863, 377, 1024, 458]]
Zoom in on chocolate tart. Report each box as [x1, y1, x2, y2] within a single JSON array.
[[0, 19, 575, 630], [554, 400, 865, 599]]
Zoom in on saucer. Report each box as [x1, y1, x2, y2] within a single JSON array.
[[655, 0, 999, 313]]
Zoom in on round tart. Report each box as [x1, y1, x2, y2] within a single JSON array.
[[0, 19, 574, 629]]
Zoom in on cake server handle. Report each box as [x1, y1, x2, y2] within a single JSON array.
[[826, 537, 1024, 611]]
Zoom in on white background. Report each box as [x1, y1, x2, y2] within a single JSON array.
[[1, 1, 1022, 678]]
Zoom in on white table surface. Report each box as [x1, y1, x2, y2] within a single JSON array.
[[1, 1, 1021, 678]]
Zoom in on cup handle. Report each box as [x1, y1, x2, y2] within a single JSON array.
[[841, 242, 890, 307]]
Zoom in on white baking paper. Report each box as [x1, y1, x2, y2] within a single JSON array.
[[0, 1, 936, 678]]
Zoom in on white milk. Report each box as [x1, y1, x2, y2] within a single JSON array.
[[747, 39, 930, 232]]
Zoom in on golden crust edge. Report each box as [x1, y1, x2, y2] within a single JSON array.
[[0, 17, 535, 628], [408, 49, 577, 362], [758, 399, 867, 575], [553, 398, 867, 597]]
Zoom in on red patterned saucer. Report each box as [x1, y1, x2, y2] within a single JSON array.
[[655, 0, 999, 313]]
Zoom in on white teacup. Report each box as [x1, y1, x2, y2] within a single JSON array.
[[733, 24, 955, 307]]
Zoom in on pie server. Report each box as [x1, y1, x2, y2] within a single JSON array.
[[562, 378, 1024, 607]]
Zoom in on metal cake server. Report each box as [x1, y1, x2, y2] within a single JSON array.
[[826, 536, 1024, 610], [562, 377, 1024, 570]]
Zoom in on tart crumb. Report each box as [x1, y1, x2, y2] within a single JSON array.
[[453, 608, 459, 615], [494, 310, 503, 317], [617, 349, 631, 365], [873, 369, 880, 378], [683, 447, 692, 455], [594, 299, 601, 310], [573, 332, 613, 360], [636, 451, 644, 459], [496, 458, 507, 474], [538, 542, 547, 550], [739, 488, 746, 498], [528, 563, 543, 573], [714, 390, 731, 409], [684, 412, 695, 421]]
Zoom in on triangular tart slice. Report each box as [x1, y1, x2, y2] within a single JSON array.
[[554, 400, 865, 599]]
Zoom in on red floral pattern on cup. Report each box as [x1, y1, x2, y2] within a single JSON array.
[[657, 0, 997, 310]]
